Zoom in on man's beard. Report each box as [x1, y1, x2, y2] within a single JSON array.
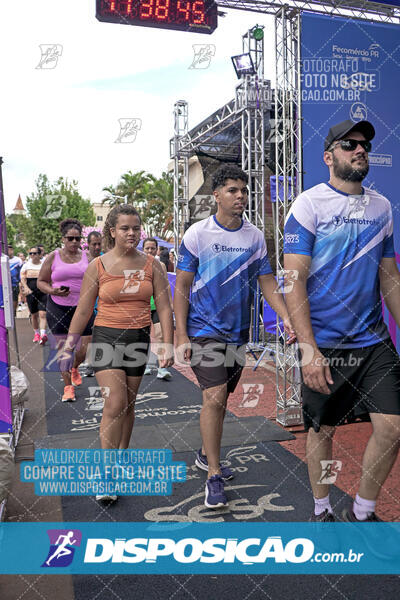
[[332, 153, 369, 182]]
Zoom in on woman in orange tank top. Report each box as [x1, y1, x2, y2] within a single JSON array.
[[63, 205, 174, 503]]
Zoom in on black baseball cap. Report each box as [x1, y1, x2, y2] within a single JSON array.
[[324, 119, 375, 151]]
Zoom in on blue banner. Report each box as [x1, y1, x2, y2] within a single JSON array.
[[19, 449, 186, 496], [0, 522, 399, 574], [301, 12, 400, 349]]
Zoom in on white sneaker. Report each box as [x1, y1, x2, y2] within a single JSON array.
[[96, 494, 117, 503], [144, 366, 152, 375], [157, 368, 172, 380]]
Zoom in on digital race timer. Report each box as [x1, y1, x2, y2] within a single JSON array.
[[96, 0, 218, 34]]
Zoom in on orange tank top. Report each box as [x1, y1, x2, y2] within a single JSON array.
[[94, 254, 154, 329]]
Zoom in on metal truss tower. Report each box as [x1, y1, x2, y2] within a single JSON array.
[[239, 28, 268, 235], [237, 28, 271, 345], [274, 7, 303, 425], [171, 100, 189, 259]]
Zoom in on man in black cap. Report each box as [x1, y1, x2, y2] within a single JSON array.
[[284, 119, 400, 522]]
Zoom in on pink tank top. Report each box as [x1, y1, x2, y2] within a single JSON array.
[[50, 249, 89, 306]]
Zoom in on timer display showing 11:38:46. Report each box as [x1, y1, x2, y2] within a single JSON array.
[[96, 0, 218, 34]]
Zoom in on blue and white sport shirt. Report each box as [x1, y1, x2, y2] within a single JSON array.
[[284, 183, 394, 348], [178, 215, 272, 344]]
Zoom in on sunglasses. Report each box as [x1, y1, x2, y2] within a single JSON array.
[[331, 139, 372, 153], [29, 252, 38, 255], [65, 236, 81, 242]]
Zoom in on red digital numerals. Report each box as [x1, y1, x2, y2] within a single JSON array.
[[104, 0, 207, 26], [192, 1, 206, 24], [176, 0, 205, 24], [140, 0, 170, 20]]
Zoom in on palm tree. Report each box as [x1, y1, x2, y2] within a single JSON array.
[[145, 172, 174, 238], [102, 171, 154, 208], [101, 184, 123, 207], [101, 170, 173, 238], [119, 171, 155, 206]]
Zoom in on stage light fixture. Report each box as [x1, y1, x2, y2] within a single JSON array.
[[251, 26, 264, 41], [231, 53, 256, 79]]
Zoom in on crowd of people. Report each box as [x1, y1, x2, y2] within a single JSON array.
[[8, 124, 400, 521], [9, 212, 177, 503], [8, 243, 48, 343]]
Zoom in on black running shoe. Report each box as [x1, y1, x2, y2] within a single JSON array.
[[342, 508, 382, 522], [309, 509, 335, 522], [342, 507, 399, 561], [309, 509, 340, 554]]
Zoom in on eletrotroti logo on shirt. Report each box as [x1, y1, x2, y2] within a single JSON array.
[[212, 244, 252, 253], [332, 215, 376, 227]]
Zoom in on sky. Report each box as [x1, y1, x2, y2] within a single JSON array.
[[0, 0, 275, 214]]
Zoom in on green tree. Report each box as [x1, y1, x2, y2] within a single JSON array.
[[102, 170, 154, 208], [102, 169, 174, 238], [24, 174, 95, 251], [144, 171, 173, 238], [5, 216, 17, 248], [6, 213, 34, 254]]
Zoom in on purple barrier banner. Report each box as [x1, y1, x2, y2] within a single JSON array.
[[0, 161, 12, 433], [0, 303, 11, 434], [167, 272, 176, 300]]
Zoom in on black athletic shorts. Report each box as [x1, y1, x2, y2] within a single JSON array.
[[189, 337, 246, 394], [25, 278, 47, 314], [90, 325, 150, 377], [46, 295, 95, 336], [302, 340, 400, 432], [12, 285, 19, 302], [151, 309, 160, 324]]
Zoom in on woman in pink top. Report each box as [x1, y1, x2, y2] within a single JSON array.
[[38, 218, 95, 402]]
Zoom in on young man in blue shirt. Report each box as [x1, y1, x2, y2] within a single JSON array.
[[174, 164, 295, 508]]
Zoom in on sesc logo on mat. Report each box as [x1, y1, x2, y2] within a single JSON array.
[[42, 529, 82, 567]]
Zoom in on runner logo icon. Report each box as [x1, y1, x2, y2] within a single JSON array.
[[318, 460, 342, 485], [42, 529, 82, 568]]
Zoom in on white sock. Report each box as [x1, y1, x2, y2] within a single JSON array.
[[34, 329, 39, 335], [40, 329, 46, 336], [353, 494, 376, 520], [314, 495, 332, 516]]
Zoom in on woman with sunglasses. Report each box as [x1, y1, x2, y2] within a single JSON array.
[[63, 205, 173, 502], [20, 246, 48, 344], [38, 218, 95, 402]]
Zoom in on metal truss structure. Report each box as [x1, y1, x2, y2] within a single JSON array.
[[171, 101, 189, 259], [273, 7, 303, 425], [170, 28, 272, 262], [216, 0, 400, 24], [171, 0, 400, 425]]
